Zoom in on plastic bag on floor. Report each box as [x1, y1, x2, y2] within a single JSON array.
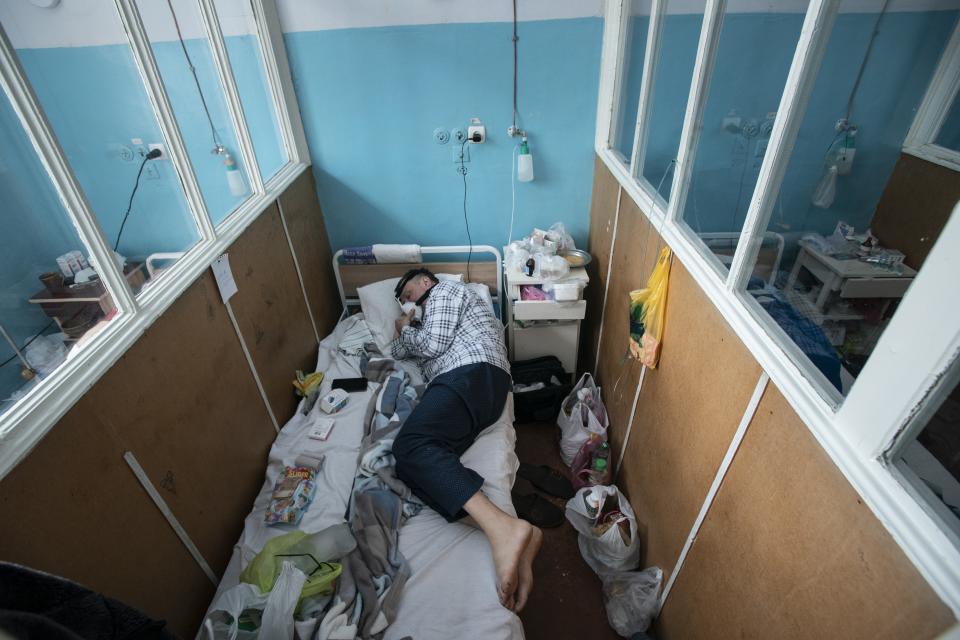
[[565, 485, 639, 574], [203, 561, 307, 640], [557, 373, 609, 466], [601, 567, 662, 637], [570, 433, 612, 490]]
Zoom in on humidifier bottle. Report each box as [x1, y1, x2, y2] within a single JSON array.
[[224, 152, 247, 197], [517, 137, 534, 182]]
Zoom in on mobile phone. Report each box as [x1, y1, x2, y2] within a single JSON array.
[[331, 377, 368, 393]]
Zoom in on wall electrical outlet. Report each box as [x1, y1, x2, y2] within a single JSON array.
[[148, 143, 165, 158], [468, 118, 485, 143]]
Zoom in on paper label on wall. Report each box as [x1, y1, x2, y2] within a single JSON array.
[[211, 254, 237, 303]]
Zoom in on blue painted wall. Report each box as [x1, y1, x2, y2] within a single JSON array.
[[283, 18, 604, 251]]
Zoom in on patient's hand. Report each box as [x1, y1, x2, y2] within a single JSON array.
[[395, 309, 415, 334]]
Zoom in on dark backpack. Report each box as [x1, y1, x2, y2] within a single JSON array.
[[510, 356, 572, 423]]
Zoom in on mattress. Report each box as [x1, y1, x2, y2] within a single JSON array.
[[204, 315, 524, 639]]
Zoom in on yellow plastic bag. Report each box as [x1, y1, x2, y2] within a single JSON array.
[[628, 247, 672, 368], [240, 530, 342, 612]]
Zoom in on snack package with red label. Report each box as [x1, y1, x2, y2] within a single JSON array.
[[265, 465, 317, 526]]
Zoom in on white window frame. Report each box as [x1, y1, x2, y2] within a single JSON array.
[[596, 0, 960, 615], [903, 19, 960, 172], [0, 0, 310, 481]]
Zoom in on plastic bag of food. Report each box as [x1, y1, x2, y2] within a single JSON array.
[[571, 434, 612, 490], [601, 567, 663, 636], [565, 485, 640, 574], [557, 373, 609, 466], [628, 247, 672, 368], [204, 561, 308, 640]]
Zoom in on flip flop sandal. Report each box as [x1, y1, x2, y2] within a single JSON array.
[[512, 491, 564, 529], [518, 463, 575, 499]]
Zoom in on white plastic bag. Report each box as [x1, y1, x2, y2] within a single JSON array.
[[557, 373, 608, 466], [601, 567, 662, 637], [24, 333, 67, 376], [537, 254, 570, 281], [565, 486, 640, 574], [203, 561, 307, 640], [547, 222, 576, 252]]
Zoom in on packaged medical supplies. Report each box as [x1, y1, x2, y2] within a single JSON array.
[[320, 388, 349, 414], [628, 247, 672, 369], [557, 373, 609, 467], [265, 465, 318, 526]]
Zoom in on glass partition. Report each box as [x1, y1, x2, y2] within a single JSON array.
[[137, 0, 252, 225], [610, 0, 651, 166], [741, 3, 958, 397], [213, 0, 287, 182], [639, 0, 706, 202], [3, 0, 201, 293], [0, 88, 118, 416], [681, 1, 809, 271]]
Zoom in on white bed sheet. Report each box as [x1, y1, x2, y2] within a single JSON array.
[[205, 314, 524, 640]]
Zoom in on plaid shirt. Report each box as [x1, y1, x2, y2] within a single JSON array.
[[389, 280, 510, 381]]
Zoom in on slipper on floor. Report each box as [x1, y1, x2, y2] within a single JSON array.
[[512, 491, 564, 529], [518, 463, 575, 499]]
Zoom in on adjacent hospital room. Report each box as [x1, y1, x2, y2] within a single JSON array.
[[2, 0, 960, 638]]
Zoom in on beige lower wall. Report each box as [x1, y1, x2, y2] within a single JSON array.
[[0, 169, 339, 638], [583, 156, 957, 638]]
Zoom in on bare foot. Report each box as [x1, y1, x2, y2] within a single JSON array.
[[488, 517, 533, 610], [514, 526, 542, 613]]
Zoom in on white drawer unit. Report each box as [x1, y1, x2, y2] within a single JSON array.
[[503, 258, 590, 376], [512, 300, 587, 321]]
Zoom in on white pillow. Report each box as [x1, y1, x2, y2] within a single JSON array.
[[357, 273, 467, 352], [357, 277, 401, 352]]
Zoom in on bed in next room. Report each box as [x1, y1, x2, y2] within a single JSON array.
[[200, 246, 524, 640]]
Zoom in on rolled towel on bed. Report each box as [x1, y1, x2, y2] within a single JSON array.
[[372, 243, 420, 263]]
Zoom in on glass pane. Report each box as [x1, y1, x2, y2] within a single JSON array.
[[640, 0, 706, 201], [138, 0, 252, 224], [610, 0, 651, 165], [935, 88, 960, 150], [741, 2, 958, 398], [5, 0, 200, 293], [213, 0, 288, 181], [896, 372, 960, 535], [683, 2, 809, 267], [0, 88, 117, 416]]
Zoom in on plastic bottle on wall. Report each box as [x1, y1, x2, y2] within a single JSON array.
[[517, 137, 534, 182], [224, 153, 248, 197]]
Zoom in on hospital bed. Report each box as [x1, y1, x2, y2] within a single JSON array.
[[202, 246, 523, 639]]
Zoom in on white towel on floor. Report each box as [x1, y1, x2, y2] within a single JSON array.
[[372, 244, 420, 263]]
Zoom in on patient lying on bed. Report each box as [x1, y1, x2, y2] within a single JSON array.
[[388, 267, 542, 613]]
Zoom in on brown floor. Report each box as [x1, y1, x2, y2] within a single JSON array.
[[514, 420, 621, 640]]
